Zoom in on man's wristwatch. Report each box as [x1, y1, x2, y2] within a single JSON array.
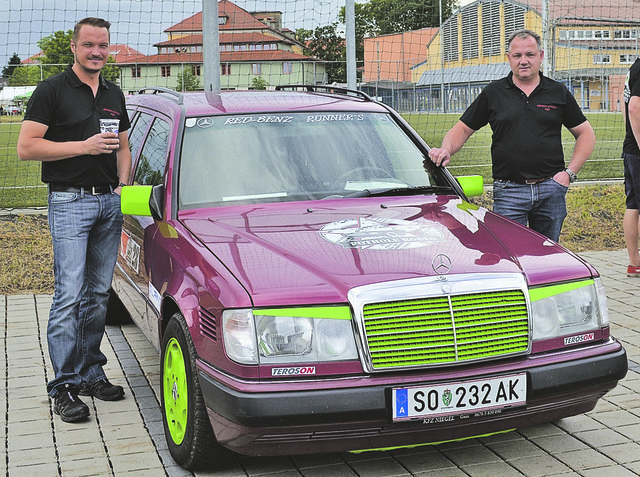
[[117, 182, 126, 188], [565, 168, 577, 183]]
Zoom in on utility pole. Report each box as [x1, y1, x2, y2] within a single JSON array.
[[203, 0, 221, 92], [345, 0, 356, 89]]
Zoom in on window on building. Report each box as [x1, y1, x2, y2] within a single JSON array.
[[131, 66, 141, 78], [221, 63, 231, 76], [503, 2, 526, 49], [442, 18, 459, 62], [192, 65, 201, 76], [482, 1, 501, 56], [621, 54, 640, 64], [282, 62, 292, 74], [161, 65, 171, 77], [593, 54, 611, 64], [461, 6, 479, 59], [252, 63, 262, 75], [614, 29, 639, 40]]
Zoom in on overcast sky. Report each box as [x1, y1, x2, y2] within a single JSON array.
[[0, 0, 343, 68]]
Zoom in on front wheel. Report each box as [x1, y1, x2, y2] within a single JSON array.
[[161, 312, 222, 470]]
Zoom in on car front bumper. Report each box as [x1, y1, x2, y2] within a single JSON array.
[[198, 342, 628, 456]]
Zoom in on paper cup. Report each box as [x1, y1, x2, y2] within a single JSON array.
[[100, 118, 120, 134]]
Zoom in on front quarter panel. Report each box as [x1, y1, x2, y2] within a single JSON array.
[[147, 219, 257, 377]]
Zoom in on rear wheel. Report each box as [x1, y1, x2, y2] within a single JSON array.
[[161, 312, 222, 470]]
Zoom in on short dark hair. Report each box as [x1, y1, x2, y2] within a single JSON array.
[[507, 29, 542, 52], [72, 17, 111, 43]]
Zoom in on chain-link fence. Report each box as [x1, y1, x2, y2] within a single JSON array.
[[0, 0, 633, 208]]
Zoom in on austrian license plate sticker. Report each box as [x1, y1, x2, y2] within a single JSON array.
[[392, 373, 527, 421]]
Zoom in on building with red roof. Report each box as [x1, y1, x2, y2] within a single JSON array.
[[118, 0, 326, 92]]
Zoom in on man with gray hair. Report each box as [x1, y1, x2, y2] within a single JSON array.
[[427, 29, 595, 242]]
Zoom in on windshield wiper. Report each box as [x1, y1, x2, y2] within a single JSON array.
[[344, 185, 455, 198]]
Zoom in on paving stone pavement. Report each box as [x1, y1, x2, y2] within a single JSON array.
[[1, 249, 639, 477]]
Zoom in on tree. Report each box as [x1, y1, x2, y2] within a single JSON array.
[[2, 53, 21, 78], [176, 66, 201, 91], [297, 24, 346, 83], [8, 65, 41, 86], [364, 0, 455, 35], [251, 76, 269, 90]]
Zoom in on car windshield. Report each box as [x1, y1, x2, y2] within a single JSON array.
[[178, 111, 441, 208]]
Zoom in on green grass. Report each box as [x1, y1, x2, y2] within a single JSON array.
[[0, 110, 628, 208], [0, 118, 47, 208], [0, 183, 626, 295], [403, 111, 626, 181]]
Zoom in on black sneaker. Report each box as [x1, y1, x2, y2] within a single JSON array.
[[53, 384, 90, 423], [79, 378, 125, 401]]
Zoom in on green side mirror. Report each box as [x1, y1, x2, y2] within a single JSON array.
[[121, 185, 153, 216], [456, 175, 484, 198]]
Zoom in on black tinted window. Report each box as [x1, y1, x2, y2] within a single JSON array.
[[133, 117, 170, 186]]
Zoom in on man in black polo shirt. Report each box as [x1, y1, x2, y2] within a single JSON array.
[[622, 57, 640, 277], [17, 17, 132, 422], [428, 29, 595, 242]]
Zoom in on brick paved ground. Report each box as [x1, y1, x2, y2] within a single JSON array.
[[1, 249, 639, 476]]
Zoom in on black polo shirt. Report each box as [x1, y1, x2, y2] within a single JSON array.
[[623, 58, 640, 156], [460, 72, 587, 182], [24, 66, 131, 186]]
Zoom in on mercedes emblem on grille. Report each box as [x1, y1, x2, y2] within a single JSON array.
[[432, 253, 452, 276]]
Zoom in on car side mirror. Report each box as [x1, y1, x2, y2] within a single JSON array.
[[121, 185, 164, 221], [455, 175, 484, 198]]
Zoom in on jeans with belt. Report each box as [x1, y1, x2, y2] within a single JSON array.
[[46, 189, 123, 397], [492, 178, 568, 242]]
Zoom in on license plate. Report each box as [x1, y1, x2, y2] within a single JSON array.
[[392, 373, 527, 421]]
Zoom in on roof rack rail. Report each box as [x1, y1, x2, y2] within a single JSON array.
[[275, 84, 373, 102], [136, 87, 184, 105]]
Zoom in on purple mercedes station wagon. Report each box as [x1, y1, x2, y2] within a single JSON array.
[[112, 85, 627, 470]]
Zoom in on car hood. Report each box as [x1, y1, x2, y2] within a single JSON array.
[[180, 196, 594, 306]]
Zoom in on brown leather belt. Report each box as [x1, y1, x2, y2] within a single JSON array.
[[512, 177, 551, 185], [49, 183, 113, 195]]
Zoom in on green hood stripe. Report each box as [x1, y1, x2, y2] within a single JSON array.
[[256, 306, 351, 320], [529, 279, 593, 302]]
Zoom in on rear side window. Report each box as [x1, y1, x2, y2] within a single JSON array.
[[128, 111, 154, 162], [133, 117, 170, 186]]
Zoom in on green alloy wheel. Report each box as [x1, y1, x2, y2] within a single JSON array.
[[161, 312, 220, 470]]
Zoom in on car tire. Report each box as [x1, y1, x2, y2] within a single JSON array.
[[105, 288, 131, 326], [161, 312, 221, 470]]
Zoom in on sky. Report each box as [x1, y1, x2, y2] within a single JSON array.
[[0, 0, 344, 68]]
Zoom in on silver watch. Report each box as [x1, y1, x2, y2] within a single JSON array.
[[565, 168, 577, 183]]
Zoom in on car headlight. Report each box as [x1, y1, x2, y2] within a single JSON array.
[[222, 306, 359, 365], [531, 278, 609, 341]]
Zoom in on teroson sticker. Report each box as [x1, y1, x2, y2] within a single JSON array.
[[319, 217, 446, 250], [564, 333, 595, 346], [271, 366, 316, 376]]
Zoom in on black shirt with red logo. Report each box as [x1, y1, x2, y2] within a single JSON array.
[[24, 66, 131, 186], [460, 72, 587, 182], [623, 58, 640, 156]]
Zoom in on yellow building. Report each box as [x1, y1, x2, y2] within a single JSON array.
[[366, 0, 640, 112]]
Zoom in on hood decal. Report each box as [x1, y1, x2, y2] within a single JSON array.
[[319, 217, 446, 250]]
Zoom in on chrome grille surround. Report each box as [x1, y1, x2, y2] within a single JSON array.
[[348, 273, 532, 373]]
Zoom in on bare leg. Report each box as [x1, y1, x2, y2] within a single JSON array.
[[624, 209, 640, 270]]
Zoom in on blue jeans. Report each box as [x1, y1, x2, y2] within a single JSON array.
[[46, 190, 123, 397], [492, 179, 568, 242]]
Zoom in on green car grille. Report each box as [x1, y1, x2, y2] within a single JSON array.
[[362, 289, 529, 369]]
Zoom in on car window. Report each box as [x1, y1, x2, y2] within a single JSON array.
[[128, 111, 154, 163], [133, 117, 170, 186], [178, 112, 435, 209]]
